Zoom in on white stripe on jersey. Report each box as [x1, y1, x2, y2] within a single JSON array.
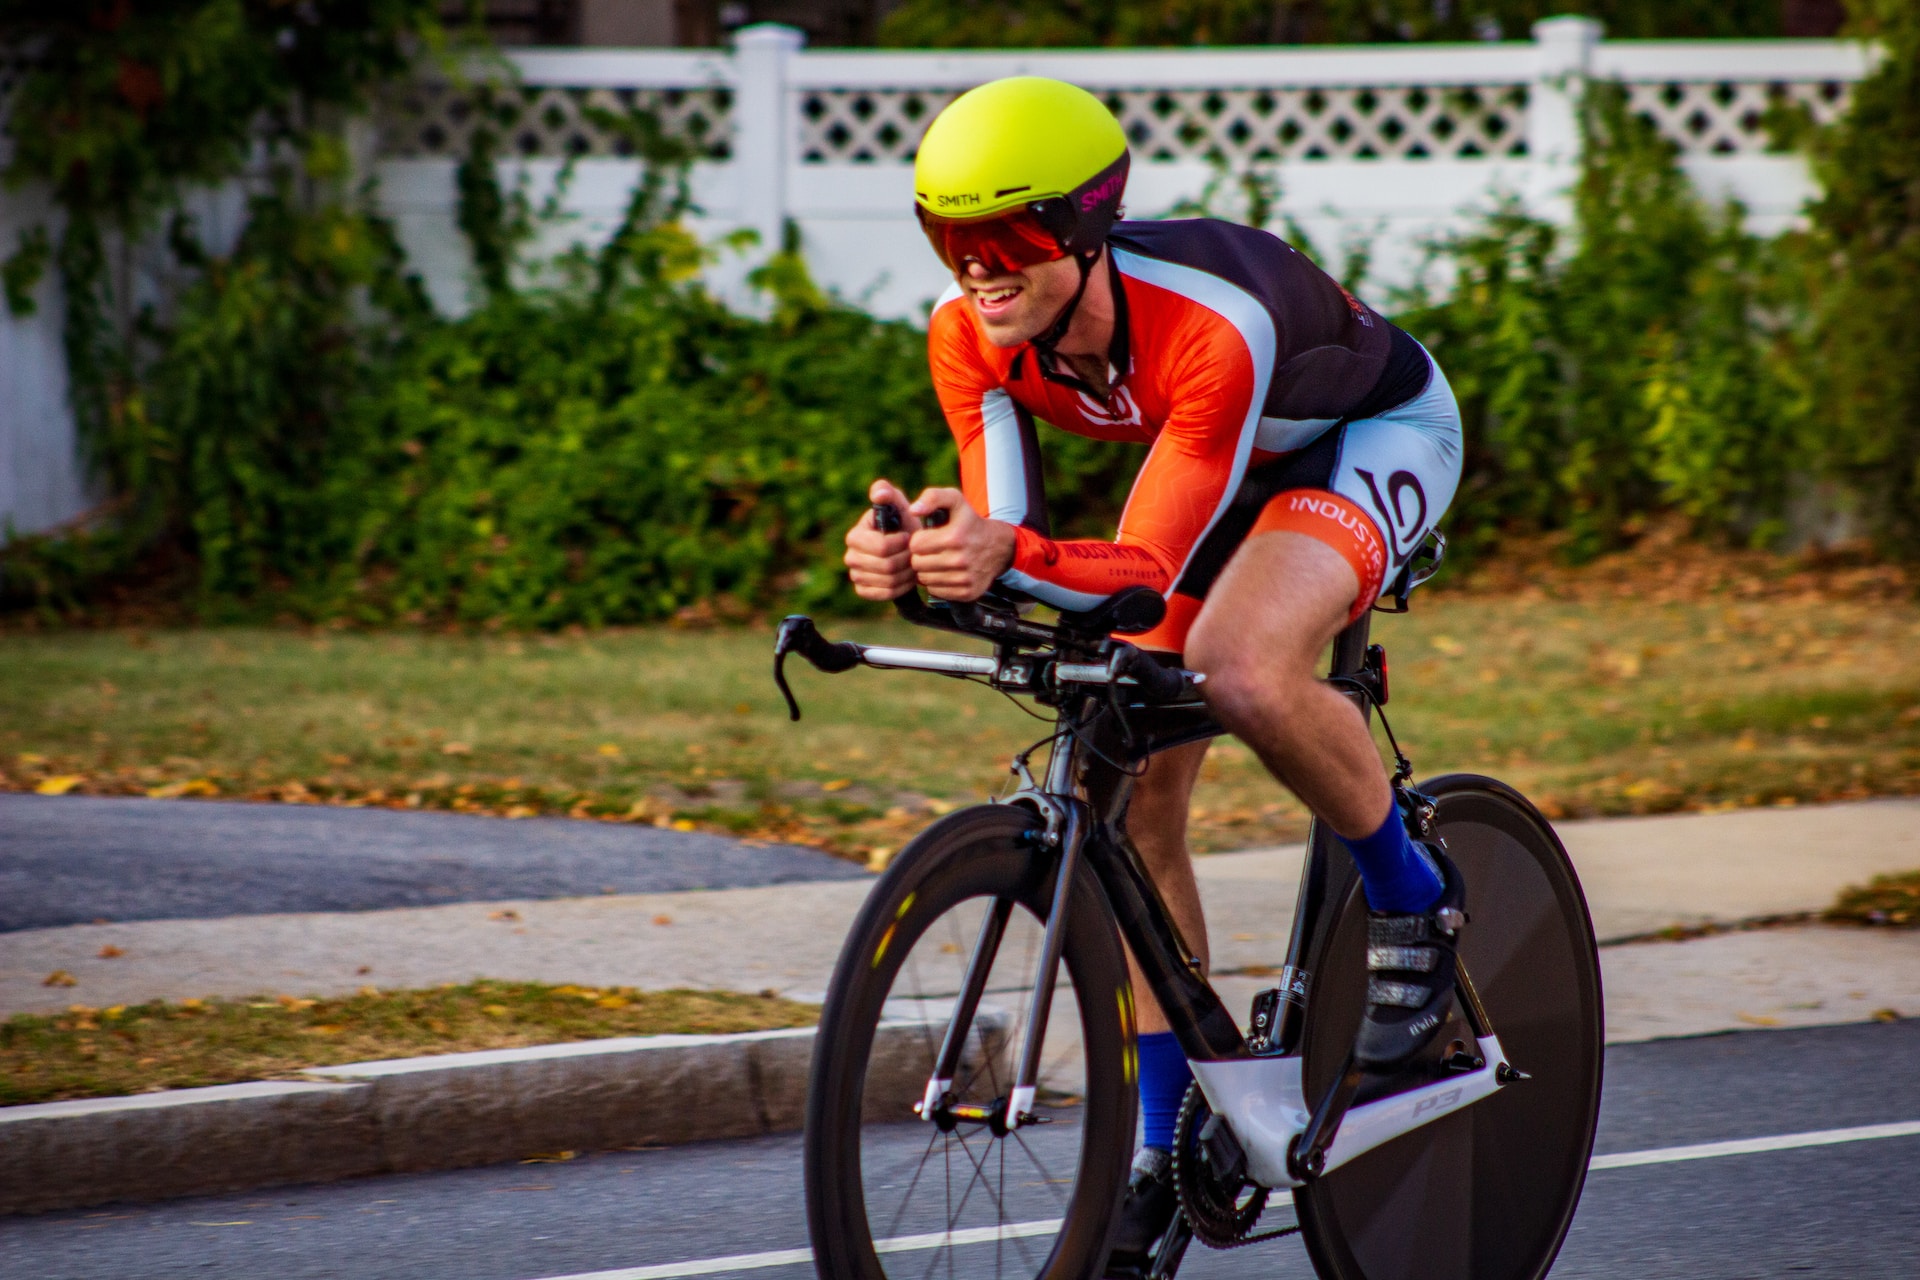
[[979, 388, 1032, 526], [1109, 248, 1276, 593]]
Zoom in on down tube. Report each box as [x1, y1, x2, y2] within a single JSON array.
[[1081, 824, 1246, 1061]]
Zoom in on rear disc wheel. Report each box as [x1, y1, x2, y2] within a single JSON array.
[[1294, 775, 1604, 1280]]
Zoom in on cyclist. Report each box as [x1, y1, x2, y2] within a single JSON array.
[[842, 76, 1468, 1274]]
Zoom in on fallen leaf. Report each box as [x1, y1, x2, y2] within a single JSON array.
[[866, 847, 895, 872], [17, 752, 45, 765], [356, 965, 372, 975], [488, 909, 522, 922], [596, 743, 622, 757], [43, 970, 77, 988], [652, 914, 673, 926], [669, 818, 696, 831], [482, 1004, 509, 1017], [595, 996, 629, 1010], [503, 805, 536, 819], [822, 778, 853, 792], [520, 1151, 577, 1164], [1871, 1008, 1901, 1023], [1735, 1013, 1781, 1027], [35, 775, 85, 796], [1429, 635, 1465, 656], [440, 742, 472, 756], [307, 1025, 345, 1036], [97, 945, 124, 959]]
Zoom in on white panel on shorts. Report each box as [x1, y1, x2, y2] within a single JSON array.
[[1329, 347, 1464, 589]]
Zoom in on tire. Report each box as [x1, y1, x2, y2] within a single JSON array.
[[805, 804, 1138, 1280], [1293, 775, 1604, 1280]]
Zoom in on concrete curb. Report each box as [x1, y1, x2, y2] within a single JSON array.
[[0, 1024, 923, 1215]]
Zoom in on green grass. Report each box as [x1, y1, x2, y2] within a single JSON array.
[[0, 982, 820, 1106], [1827, 871, 1920, 928], [1, 586, 1918, 860]]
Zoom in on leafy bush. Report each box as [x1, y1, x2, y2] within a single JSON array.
[[1393, 86, 1810, 559], [326, 240, 952, 626], [1802, 0, 1920, 557]]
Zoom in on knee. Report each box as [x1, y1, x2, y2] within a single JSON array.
[[1187, 616, 1311, 734]]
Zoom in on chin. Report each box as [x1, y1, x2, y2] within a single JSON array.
[[976, 310, 1042, 349]]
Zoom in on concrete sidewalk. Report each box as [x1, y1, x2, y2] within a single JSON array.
[[2, 798, 1916, 1043]]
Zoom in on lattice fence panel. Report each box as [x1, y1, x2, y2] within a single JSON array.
[[1625, 79, 1853, 154], [798, 88, 960, 163], [377, 82, 733, 160], [798, 84, 1531, 164]]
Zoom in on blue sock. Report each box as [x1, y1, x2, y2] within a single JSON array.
[[1137, 1031, 1191, 1151], [1338, 806, 1444, 914]]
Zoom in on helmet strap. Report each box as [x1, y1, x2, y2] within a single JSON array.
[[1030, 248, 1101, 364]]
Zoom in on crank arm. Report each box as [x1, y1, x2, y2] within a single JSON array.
[[1289, 1051, 1362, 1181]]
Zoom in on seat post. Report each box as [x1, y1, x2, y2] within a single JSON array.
[[1329, 613, 1374, 684]]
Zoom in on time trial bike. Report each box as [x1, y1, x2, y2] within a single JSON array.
[[775, 512, 1602, 1280]]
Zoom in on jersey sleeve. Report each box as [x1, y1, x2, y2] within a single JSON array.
[[1003, 311, 1268, 624], [928, 297, 1049, 537]]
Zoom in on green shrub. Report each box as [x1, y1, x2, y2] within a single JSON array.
[[1393, 85, 1810, 559], [1803, 0, 1920, 557]]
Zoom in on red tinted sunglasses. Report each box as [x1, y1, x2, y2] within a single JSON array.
[[915, 204, 1070, 275]]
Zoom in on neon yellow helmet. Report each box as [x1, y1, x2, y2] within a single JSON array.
[[913, 77, 1130, 269]]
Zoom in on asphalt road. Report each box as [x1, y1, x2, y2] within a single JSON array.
[[0, 794, 864, 932], [4, 1018, 1917, 1279]]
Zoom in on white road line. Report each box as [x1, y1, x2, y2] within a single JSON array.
[[531, 1221, 1062, 1280], [1587, 1119, 1920, 1170], [533, 1119, 1920, 1280]]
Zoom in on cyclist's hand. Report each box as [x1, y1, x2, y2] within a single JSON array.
[[908, 488, 1016, 602], [844, 478, 918, 601]]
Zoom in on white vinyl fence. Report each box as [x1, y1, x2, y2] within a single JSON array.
[[0, 21, 1881, 538], [376, 18, 1873, 319]]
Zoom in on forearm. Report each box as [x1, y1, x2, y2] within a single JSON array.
[[1006, 527, 1171, 598]]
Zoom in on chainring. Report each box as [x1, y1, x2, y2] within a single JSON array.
[[1170, 1083, 1271, 1249]]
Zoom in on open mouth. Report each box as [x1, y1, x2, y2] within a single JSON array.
[[969, 283, 1024, 317]]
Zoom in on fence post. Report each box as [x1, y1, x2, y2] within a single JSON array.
[[1527, 14, 1602, 222], [730, 23, 805, 255]]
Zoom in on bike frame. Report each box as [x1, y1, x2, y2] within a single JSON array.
[[775, 579, 1520, 1192]]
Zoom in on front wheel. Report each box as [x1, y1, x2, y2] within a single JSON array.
[[804, 804, 1138, 1280], [1294, 775, 1604, 1280]]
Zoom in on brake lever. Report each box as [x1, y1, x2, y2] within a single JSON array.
[[773, 615, 861, 722]]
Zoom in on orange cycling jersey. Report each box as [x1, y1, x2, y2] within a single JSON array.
[[929, 218, 1433, 650]]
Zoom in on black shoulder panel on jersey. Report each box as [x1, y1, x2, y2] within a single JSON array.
[[1106, 218, 1398, 421]]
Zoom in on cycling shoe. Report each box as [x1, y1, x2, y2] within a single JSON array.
[[1103, 1146, 1178, 1278], [1354, 846, 1468, 1070]]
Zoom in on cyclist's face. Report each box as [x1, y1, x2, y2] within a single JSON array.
[[959, 255, 1083, 349]]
